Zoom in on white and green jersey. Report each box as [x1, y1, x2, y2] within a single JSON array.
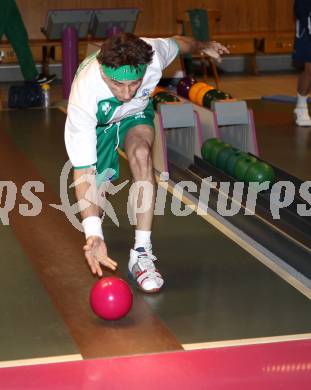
[[65, 37, 179, 168]]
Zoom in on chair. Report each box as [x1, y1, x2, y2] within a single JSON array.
[[177, 9, 221, 89]]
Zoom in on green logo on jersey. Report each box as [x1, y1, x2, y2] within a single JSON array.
[[96, 97, 122, 125]]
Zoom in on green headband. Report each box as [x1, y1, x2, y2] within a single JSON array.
[[102, 64, 147, 81]]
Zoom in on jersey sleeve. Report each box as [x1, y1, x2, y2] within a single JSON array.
[[147, 38, 179, 70], [65, 76, 98, 169]]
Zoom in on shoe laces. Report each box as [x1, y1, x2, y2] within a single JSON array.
[[133, 248, 162, 284], [143, 244, 157, 262], [137, 252, 156, 272]]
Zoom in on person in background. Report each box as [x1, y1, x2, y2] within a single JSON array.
[[0, 0, 55, 84], [293, 0, 311, 126]]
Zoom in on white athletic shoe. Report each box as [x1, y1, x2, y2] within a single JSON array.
[[128, 246, 164, 293], [294, 107, 311, 127]]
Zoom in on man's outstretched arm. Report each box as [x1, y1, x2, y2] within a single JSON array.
[[73, 167, 118, 275], [172, 35, 229, 63]]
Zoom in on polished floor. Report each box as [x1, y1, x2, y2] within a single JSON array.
[[247, 99, 311, 181], [0, 73, 310, 387], [0, 107, 310, 361]]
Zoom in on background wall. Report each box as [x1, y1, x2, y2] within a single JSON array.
[[15, 0, 295, 39], [177, 0, 295, 34]]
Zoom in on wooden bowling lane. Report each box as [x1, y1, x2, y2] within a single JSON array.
[[1, 107, 311, 362], [0, 109, 181, 362], [247, 99, 311, 182], [0, 339, 311, 390]]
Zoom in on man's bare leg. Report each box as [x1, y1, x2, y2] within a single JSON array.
[[124, 124, 163, 292]]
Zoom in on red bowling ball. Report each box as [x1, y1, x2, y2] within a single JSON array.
[[90, 277, 133, 321]]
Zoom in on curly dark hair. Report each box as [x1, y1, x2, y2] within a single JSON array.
[[97, 33, 154, 68]]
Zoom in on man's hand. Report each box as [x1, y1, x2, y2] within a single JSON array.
[[200, 41, 230, 63], [83, 236, 118, 276]]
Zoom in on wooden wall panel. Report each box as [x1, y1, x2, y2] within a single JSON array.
[[274, 0, 295, 32], [176, 0, 294, 34], [14, 0, 295, 40]]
